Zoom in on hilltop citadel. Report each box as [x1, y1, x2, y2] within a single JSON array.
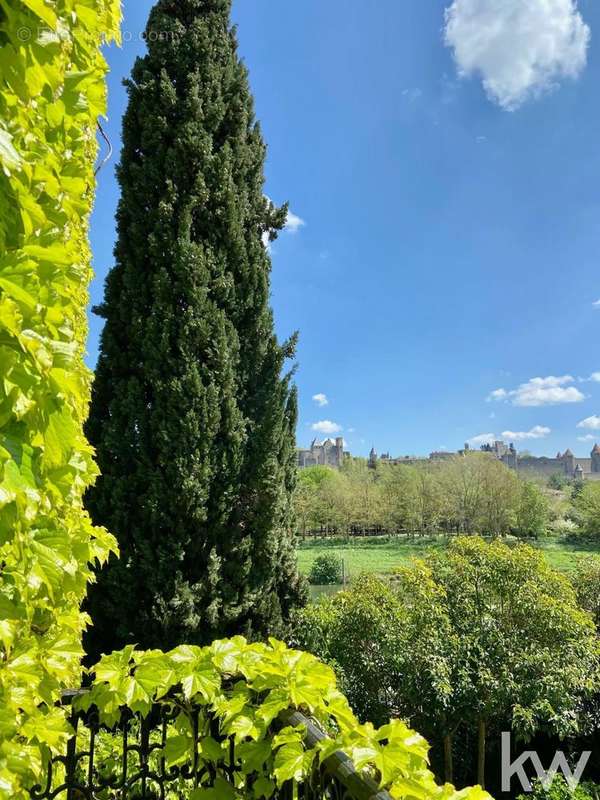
[[298, 437, 600, 480]]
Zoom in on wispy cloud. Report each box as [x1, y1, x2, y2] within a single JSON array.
[[444, 0, 590, 110], [311, 420, 343, 435], [312, 393, 329, 408], [577, 415, 600, 430], [593, 299, 600, 309], [578, 434, 596, 442], [469, 426, 551, 446], [487, 375, 585, 407], [501, 426, 551, 441]]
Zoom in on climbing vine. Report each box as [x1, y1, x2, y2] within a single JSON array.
[[80, 637, 490, 800], [0, 1, 120, 797]]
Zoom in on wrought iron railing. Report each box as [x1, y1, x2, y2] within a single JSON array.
[[30, 691, 392, 800]]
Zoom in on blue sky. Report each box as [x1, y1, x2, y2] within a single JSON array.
[[90, 0, 600, 458]]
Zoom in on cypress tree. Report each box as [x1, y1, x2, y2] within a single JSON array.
[[84, 0, 307, 660]]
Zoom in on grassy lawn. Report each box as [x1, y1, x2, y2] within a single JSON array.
[[534, 536, 600, 572], [296, 534, 600, 584], [297, 535, 447, 581]]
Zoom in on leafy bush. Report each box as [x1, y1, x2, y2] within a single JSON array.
[[309, 553, 343, 584], [0, 3, 120, 798], [572, 558, 600, 630], [295, 575, 405, 725], [297, 538, 599, 788], [548, 474, 570, 491]]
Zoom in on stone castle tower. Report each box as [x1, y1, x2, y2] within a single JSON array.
[[297, 436, 345, 469], [562, 448, 575, 475]]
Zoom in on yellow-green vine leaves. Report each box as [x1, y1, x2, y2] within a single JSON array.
[[83, 638, 491, 800], [0, 1, 121, 798]]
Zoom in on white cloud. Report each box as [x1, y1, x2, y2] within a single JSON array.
[[577, 372, 600, 383], [467, 432, 496, 447], [487, 388, 508, 402], [501, 425, 551, 441], [469, 426, 551, 446], [285, 209, 305, 234], [593, 300, 600, 309], [487, 375, 585, 407], [514, 384, 584, 406], [311, 420, 343, 435], [444, 0, 590, 111], [577, 415, 600, 430], [312, 393, 329, 408], [348, 427, 356, 433], [578, 434, 596, 442]]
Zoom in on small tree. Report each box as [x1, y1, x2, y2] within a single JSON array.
[[308, 553, 343, 585], [514, 481, 549, 538], [573, 483, 600, 537], [421, 538, 598, 788]]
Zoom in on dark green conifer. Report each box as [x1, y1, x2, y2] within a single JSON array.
[[84, 0, 306, 660]]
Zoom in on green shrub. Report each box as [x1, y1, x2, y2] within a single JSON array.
[[297, 538, 599, 788], [309, 553, 343, 584], [572, 558, 600, 630]]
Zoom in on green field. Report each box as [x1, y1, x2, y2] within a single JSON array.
[[296, 534, 600, 584]]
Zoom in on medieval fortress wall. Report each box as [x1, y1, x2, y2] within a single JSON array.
[[298, 437, 600, 481]]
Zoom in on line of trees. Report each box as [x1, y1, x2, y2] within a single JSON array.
[[295, 455, 549, 538]]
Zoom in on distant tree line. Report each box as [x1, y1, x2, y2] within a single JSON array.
[[295, 454, 549, 539]]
